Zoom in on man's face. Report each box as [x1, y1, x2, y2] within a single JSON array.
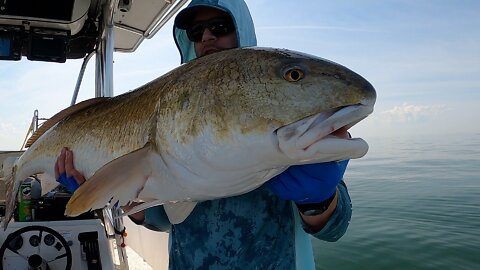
[[191, 8, 238, 57]]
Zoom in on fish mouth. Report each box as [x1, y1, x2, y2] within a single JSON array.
[[298, 104, 373, 149], [274, 103, 374, 161]]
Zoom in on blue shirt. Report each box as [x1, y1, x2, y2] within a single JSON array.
[[144, 181, 351, 269]]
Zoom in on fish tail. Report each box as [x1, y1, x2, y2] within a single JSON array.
[[2, 165, 17, 230]]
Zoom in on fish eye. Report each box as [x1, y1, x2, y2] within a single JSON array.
[[283, 68, 305, 82]]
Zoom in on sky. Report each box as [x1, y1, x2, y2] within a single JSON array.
[[1, 0, 479, 150]]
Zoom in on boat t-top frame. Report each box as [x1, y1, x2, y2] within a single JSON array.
[[0, 1, 189, 269]]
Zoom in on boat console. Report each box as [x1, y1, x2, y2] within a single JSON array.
[[0, 168, 115, 269], [0, 220, 114, 270]]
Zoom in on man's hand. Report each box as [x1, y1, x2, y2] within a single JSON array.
[[266, 160, 349, 204], [266, 160, 348, 232], [54, 147, 85, 192]]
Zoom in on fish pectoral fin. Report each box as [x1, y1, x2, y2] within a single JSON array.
[[163, 202, 197, 224], [65, 145, 153, 217]]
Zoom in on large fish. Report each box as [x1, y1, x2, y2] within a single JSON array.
[[3, 47, 376, 229]]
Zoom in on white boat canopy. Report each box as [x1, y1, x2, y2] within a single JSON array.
[[0, 0, 188, 60]]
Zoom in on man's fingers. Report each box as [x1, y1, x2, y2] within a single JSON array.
[[71, 171, 86, 185], [56, 148, 67, 178], [64, 149, 74, 177], [65, 149, 86, 184], [54, 159, 60, 179], [55, 147, 86, 186]]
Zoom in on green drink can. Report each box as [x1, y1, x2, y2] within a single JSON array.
[[18, 182, 32, 222]]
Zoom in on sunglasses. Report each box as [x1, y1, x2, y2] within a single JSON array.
[[186, 17, 235, 42]]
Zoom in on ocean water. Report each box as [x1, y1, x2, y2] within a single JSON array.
[[313, 134, 480, 270]]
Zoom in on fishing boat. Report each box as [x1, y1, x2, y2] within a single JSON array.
[[0, 1, 188, 269]]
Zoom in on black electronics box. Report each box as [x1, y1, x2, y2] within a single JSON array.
[[32, 193, 95, 221]]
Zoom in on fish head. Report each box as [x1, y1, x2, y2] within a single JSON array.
[[243, 47, 378, 163], [162, 47, 376, 160], [154, 47, 376, 196]]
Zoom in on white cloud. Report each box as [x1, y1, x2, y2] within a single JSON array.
[[349, 101, 480, 139], [379, 103, 449, 123]]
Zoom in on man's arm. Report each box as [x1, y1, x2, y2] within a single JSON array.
[[300, 189, 339, 232], [266, 162, 352, 240], [123, 203, 171, 232], [122, 202, 146, 224], [307, 181, 352, 241]]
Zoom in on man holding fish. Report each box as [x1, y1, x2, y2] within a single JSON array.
[[54, 0, 358, 269]]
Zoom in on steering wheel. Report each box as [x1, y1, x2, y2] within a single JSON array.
[[0, 225, 72, 270]]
